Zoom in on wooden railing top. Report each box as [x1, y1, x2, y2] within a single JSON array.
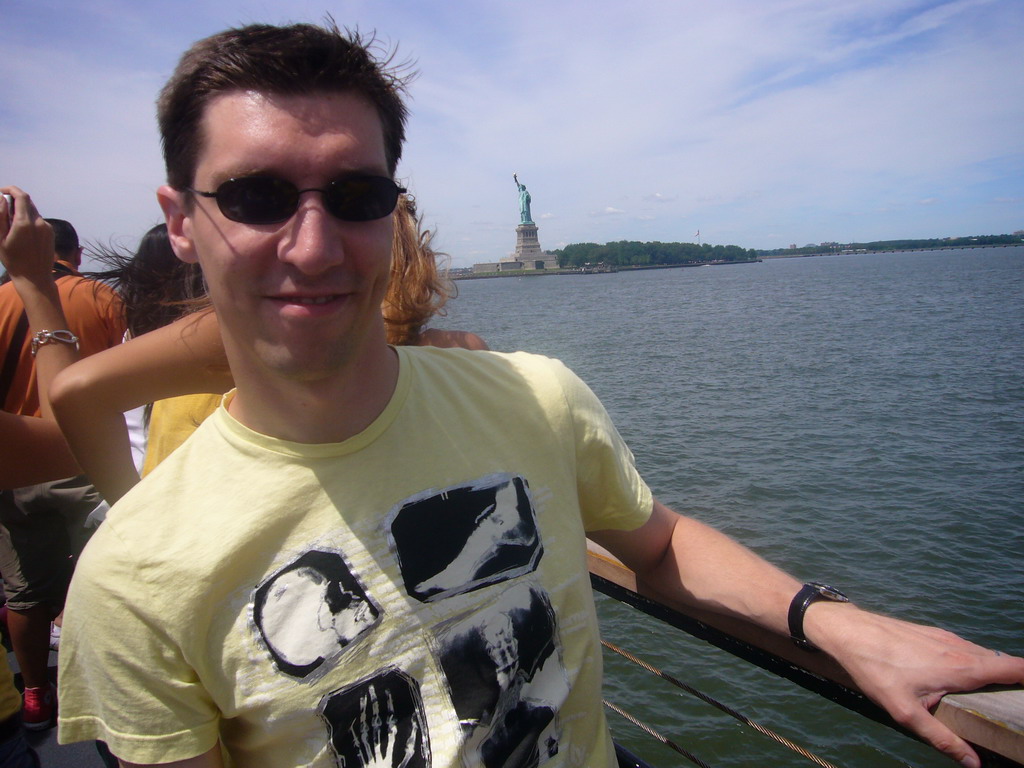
[[587, 542, 1024, 766]]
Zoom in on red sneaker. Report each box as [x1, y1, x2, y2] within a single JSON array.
[[22, 684, 56, 730]]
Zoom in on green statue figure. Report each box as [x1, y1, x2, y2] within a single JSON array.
[[513, 173, 533, 225]]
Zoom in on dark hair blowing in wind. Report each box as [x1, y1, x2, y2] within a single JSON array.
[[87, 224, 205, 339]]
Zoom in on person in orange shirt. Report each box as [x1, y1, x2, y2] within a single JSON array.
[[0, 199, 125, 731], [0, 186, 83, 765], [0, 192, 81, 489]]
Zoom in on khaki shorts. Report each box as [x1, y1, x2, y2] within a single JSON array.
[[0, 476, 99, 615]]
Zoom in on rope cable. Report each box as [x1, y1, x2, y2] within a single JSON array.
[[603, 698, 715, 768], [602, 639, 843, 768]]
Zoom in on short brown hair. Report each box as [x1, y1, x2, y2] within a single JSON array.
[[157, 21, 411, 190]]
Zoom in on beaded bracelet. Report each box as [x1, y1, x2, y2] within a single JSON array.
[[30, 329, 80, 358]]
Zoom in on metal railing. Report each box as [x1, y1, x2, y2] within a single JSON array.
[[589, 546, 1024, 768]]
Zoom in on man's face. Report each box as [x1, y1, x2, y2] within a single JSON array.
[[161, 89, 394, 385]]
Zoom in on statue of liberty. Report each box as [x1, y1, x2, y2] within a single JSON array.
[[513, 173, 533, 225]]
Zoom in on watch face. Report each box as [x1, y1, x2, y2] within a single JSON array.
[[810, 582, 850, 602]]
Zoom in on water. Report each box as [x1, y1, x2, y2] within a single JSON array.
[[435, 247, 1024, 768]]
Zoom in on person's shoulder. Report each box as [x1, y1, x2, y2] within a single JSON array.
[[417, 327, 489, 351], [405, 344, 555, 367], [116, 414, 224, 501], [405, 345, 579, 393], [58, 274, 122, 311], [99, 415, 230, 556], [58, 275, 126, 338], [67, 274, 119, 296]]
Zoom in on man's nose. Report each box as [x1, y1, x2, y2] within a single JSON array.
[[277, 198, 345, 274]]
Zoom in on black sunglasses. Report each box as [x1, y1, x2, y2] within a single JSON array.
[[187, 175, 406, 225]]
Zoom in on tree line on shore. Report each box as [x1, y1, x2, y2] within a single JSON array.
[[549, 233, 1021, 268], [552, 241, 757, 268], [758, 233, 1022, 257]]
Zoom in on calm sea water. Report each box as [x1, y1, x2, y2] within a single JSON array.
[[436, 246, 1024, 768]]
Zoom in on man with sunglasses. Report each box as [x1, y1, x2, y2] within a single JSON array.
[[57, 21, 1023, 768]]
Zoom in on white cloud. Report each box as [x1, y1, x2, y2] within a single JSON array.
[[1, 0, 1021, 265]]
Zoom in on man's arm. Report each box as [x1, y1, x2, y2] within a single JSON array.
[[590, 499, 1024, 768], [118, 743, 223, 768]]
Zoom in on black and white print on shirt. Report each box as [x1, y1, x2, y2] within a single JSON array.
[[437, 582, 566, 768], [389, 474, 543, 602], [319, 667, 431, 768], [252, 549, 380, 679]]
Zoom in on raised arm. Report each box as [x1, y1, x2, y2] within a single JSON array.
[[50, 309, 232, 504], [590, 500, 1024, 768], [0, 186, 80, 487]]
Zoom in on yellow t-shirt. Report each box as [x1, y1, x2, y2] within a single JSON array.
[[58, 348, 652, 767], [142, 393, 222, 475]]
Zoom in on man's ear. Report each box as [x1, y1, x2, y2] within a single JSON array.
[[157, 185, 199, 264]]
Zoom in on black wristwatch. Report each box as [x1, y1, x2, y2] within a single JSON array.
[[788, 582, 850, 651]]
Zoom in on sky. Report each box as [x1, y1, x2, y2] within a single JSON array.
[[2, 0, 1022, 268]]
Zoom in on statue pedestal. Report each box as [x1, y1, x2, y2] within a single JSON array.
[[497, 222, 558, 271], [515, 223, 541, 259]]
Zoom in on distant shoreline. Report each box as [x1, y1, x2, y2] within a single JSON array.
[[452, 242, 1020, 280], [451, 260, 759, 281], [761, 242, 1022, 259]]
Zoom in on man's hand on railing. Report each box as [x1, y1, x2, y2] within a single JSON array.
[[591, 498, 1024, 768], [805, 604, 1024, 768]]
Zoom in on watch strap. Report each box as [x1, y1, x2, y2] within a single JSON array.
[[788, 582, 849, 652]]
